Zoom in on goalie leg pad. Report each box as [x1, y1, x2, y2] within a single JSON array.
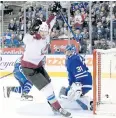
[[76, 96, 93, 110]]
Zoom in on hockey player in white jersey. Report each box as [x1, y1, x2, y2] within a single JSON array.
[[59, 44, 93, 111], [3, 57, 33, 101], [20, 2, 72, 118]]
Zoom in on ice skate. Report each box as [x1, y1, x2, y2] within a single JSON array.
[[3, 86, 14, 98], [48, 101, 72, 117], [21, 92, 33, 101], [90, 101, 93, 111], [59, 108, 72, 118], [85, 97, 93, 111], [48, 101, 61, 115]]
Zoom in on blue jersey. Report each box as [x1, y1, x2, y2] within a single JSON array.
[[14, 58, 21, 70], [13, 58, 27, 84], [13, 57, 33, 94], [65, 53, 91, 86]]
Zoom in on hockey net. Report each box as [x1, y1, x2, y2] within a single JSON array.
[[93, 48, 116, 115]]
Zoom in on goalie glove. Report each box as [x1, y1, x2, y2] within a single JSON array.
[[67, 82, 82, 101]]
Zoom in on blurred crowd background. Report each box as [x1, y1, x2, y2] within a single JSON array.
[[0, 1, 116, 54]]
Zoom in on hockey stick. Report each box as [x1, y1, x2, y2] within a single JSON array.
[[0, 72, 13, 79], [59, 10, 78, 42], [59, 9, 88, 57]]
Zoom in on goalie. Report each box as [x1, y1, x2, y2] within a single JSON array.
[[59, 44, 93, 110]]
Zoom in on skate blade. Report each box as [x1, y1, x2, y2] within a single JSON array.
[[53, 113, 72, 118], [20, 97, 33, 101], [60, 112, 72, 118], [60, 115, 72, 118]]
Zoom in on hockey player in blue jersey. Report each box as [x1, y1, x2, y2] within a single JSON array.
[[3, 58, 33, 100], [59, 44, 93, 110]]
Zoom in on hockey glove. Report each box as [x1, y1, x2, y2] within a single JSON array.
[[50, 2, 62, 13]]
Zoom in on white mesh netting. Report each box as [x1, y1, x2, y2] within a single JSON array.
[[95, 48, 116, 115]]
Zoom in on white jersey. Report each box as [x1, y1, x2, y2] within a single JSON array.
[[23, 33, 49, 65], [21, 14, 56, 68]]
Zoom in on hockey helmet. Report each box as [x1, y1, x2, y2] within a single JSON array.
[[29, 18, 42, 35], [65, 44, 76, 52], [65, 44, 76, 56]]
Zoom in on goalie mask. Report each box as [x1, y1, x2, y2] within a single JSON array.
[[65, 44, 76, 57]]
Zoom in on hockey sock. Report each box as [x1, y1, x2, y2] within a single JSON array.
[[22, 81, 33, 94], [47, 93, 61, 110], [41, 83, 61, 110]]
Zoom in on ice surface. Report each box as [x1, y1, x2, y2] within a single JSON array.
[[0, 77, 116, 118]]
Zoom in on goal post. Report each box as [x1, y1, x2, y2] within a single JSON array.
[[93, 48, 116, 115]]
